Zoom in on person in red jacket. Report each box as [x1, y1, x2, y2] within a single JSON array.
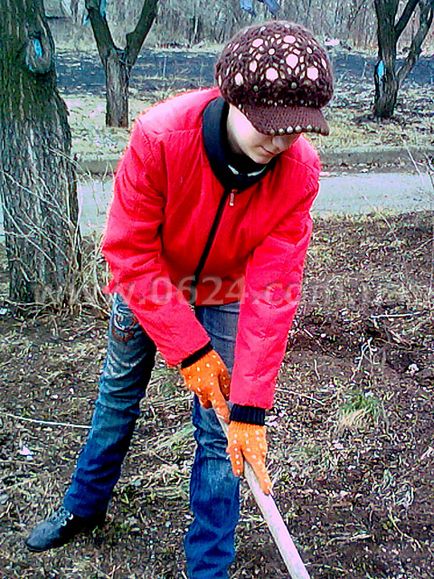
[[26, 20, 333, 578]]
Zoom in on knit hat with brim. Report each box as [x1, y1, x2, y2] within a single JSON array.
[[216, 21, 334, 136]]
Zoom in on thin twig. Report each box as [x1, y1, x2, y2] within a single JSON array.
[[313, 359, 321, 381], [371, 312, 423, 319], [279, 388, 327, 406], [0, 411, 90, 430]]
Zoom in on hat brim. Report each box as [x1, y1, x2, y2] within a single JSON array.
[[241, 104, 330, 136]]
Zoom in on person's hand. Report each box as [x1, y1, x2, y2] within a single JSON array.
[[180, 350, 230, 422], [227, 421, 272, 494]]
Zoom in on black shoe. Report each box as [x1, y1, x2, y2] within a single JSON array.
[[25, 506, 106, 552]]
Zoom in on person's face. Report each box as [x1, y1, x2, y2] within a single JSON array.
[[226, 104, 300, 164]]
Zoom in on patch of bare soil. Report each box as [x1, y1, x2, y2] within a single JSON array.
[[0, 211, 432, 578]]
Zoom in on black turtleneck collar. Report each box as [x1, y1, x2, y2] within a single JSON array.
[[202, 97, 276, 192]]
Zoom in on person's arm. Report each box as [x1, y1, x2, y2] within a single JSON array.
[[102, 119, 210, 365], [226, 173, 320, 494], [229, 180, 319, 409], [230, 212, 314, 408]]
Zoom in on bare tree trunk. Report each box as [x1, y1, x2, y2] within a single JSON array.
[[0, 0, 80, 305], [85, 0, 158, 128], [105, 50, 129, 127], [373, 0, 399, 118], [373, 0, 431, 119]]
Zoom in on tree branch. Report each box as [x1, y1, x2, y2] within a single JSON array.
[[395, 0, 421, 39], [347, 0, 370, 31], [397, 0, 434, 86], [126, 0, 158, 68], [84, 0, 117, 63]]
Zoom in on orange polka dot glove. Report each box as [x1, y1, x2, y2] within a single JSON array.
[[180, 349, 231, 423], [227, 421, 272, 494]]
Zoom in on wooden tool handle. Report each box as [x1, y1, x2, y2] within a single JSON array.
[[218, 417, 311, 579]]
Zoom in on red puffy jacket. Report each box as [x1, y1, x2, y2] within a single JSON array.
[[102, 87, 321, 409]]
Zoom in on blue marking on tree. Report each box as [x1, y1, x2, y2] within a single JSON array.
[[377, 60, 385, 79], [33, 38, 43, 58]]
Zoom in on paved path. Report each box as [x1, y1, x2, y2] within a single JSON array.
[[76, 171, 432, 235], [0, 172, 431, 240], [314, 171, 432, 215]]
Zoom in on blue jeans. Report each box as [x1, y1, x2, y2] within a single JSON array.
[[63, 294, 240, 578]]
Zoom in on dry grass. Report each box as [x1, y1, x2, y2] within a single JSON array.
[[65, 81, 434, 161]]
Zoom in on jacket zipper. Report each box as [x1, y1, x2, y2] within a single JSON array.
[[190, 188, 237, 304]]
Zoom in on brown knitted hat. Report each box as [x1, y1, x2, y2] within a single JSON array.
[[216, 21, 334, 136]]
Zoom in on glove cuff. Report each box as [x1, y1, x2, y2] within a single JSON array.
[[230, 404, 265, 426], [181, 342, 213, 368]]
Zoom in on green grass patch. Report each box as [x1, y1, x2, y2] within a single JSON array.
[[337, 389, 384, 433]]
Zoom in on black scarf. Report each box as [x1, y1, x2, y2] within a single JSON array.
[[202, 97, 276, 191]]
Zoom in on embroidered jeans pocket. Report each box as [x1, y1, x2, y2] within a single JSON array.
[[110, 294, 139, 343]]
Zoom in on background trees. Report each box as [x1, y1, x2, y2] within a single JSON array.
[[85, 0, 158, 127], [71, 0, 429, 51], [0, 0, 432, 306], [58, 0, 433, 52], [0, 0, 79, 305], [373, 0, 433, 118], [58, 1, 432, 123]]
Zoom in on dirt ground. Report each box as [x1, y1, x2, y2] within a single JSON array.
[[0, 210, 433, 578]]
